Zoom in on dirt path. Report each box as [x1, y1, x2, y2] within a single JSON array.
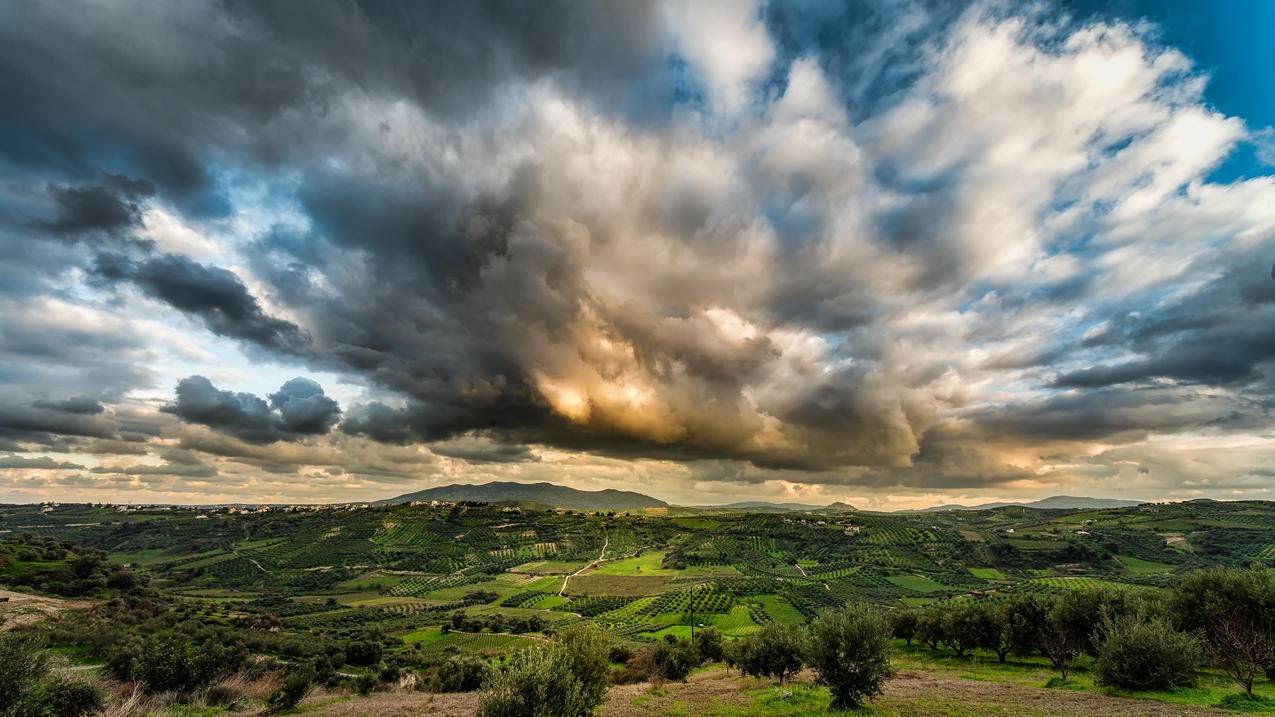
[[559, 526, 608, 597], [297, 667, 1238, 717], [0, 589, 88, 629]]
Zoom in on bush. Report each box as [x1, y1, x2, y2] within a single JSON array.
[[0, 634, 103, 717], [132, 634, 242, 694], [806, 604, 896, 709], [433, 654, 491, 692], [735, 621, 805, 682], [267, 663, 316, 712], [344, 639, 383, 667], [26, 673, 103, 717], [354, 672, 378, 696], [477, 624, 609, 717], [1093, 614, 1201, 691]]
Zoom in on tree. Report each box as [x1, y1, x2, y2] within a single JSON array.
[[806, 604, 896, 709], [637, 640, 695, 685], [1093, 614, 1201, 691], [940, 601, 984, 658], [1170, 568, 1275, 698], [1037, 598, 1084, 681], [889, 608, 918, 647], [914, 607, 946, 651], [432, 654, 491, 692], [735, 621, 806, 682], [692, 627, 724, 663]]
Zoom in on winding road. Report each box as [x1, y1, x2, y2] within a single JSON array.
[[559, 526, 608, 598]]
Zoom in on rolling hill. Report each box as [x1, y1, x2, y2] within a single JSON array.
[[378, 481, 668, 511], [912, 495, 1144, 512]]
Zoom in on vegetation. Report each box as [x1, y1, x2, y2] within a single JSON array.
[[0, 633, 102, 717], [806, 603, 895, 708], [1093, 613, 1202, 690], [477, 625, 610, 717], [5, 500, 1275, 714]]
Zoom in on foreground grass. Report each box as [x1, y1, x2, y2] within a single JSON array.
[[891, 643, 1275, 712]]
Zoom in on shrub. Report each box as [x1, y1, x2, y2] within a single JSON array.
[[806, 604, 895, 709], [343, 639, 383, 667], [0, 634, 103, 717], [1093, 614, 1201, 691], [354, 672, 378, 696], [26, 673, 103, 717], [132, 634, 242, 694], [433, 654, 491, 692], [267, 663, 316, 712], [735, 621, 805, 682], [477, 624, 610, 717]]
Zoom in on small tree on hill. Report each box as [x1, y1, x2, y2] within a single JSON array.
[[806, 604, 896, 709]]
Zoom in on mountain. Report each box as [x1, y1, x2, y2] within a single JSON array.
[[910, 495, 1143, 512], [378, 481, 667, 511], [695, 501, 858, 513]]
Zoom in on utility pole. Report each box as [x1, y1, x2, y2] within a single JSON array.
[[689, 581, 694, 640]]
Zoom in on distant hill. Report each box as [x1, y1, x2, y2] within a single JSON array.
[[378, 481, 667, 511], [911, 495, 1143, 512], [695, 500, 858, 513]]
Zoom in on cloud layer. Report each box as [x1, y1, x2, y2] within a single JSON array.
[[1, 0, 1274, 507]]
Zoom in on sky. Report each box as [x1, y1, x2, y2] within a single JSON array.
[[2, 0, 1275, 510]]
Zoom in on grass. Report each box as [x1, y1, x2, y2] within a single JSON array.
[[968, 567, 1005, 580], [510, 559, 589, 574], [398, 626, 544, 653], [886, 574, 957, 593], [753, 595, 804, 624], [565, 574, 677, 596], [1115, 555, 1176, 574], [892, 642, 1275, 712]]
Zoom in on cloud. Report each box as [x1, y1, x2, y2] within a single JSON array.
[[163, 375, 340, 443], [32, 397, 105, 415], [0, 454, 84, 470], [94, 254, 308, 353], [40, 174, 155, 237], [0, 1, 1273, 504]]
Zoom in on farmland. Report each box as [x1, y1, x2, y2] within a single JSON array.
[[4, 498, 1275, 656], [5, 498, 1275, 715]]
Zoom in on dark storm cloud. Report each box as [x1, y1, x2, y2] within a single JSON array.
[[95, 254, 308, 353], [1056, 250, 1275, 389], [0, 455, 84, 470], [163, 375, 340, 443], [427, 435, 539, 464], [32, 397, 105, 415], [0, 402, 117, 440], [40, 175, 154, 237]]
